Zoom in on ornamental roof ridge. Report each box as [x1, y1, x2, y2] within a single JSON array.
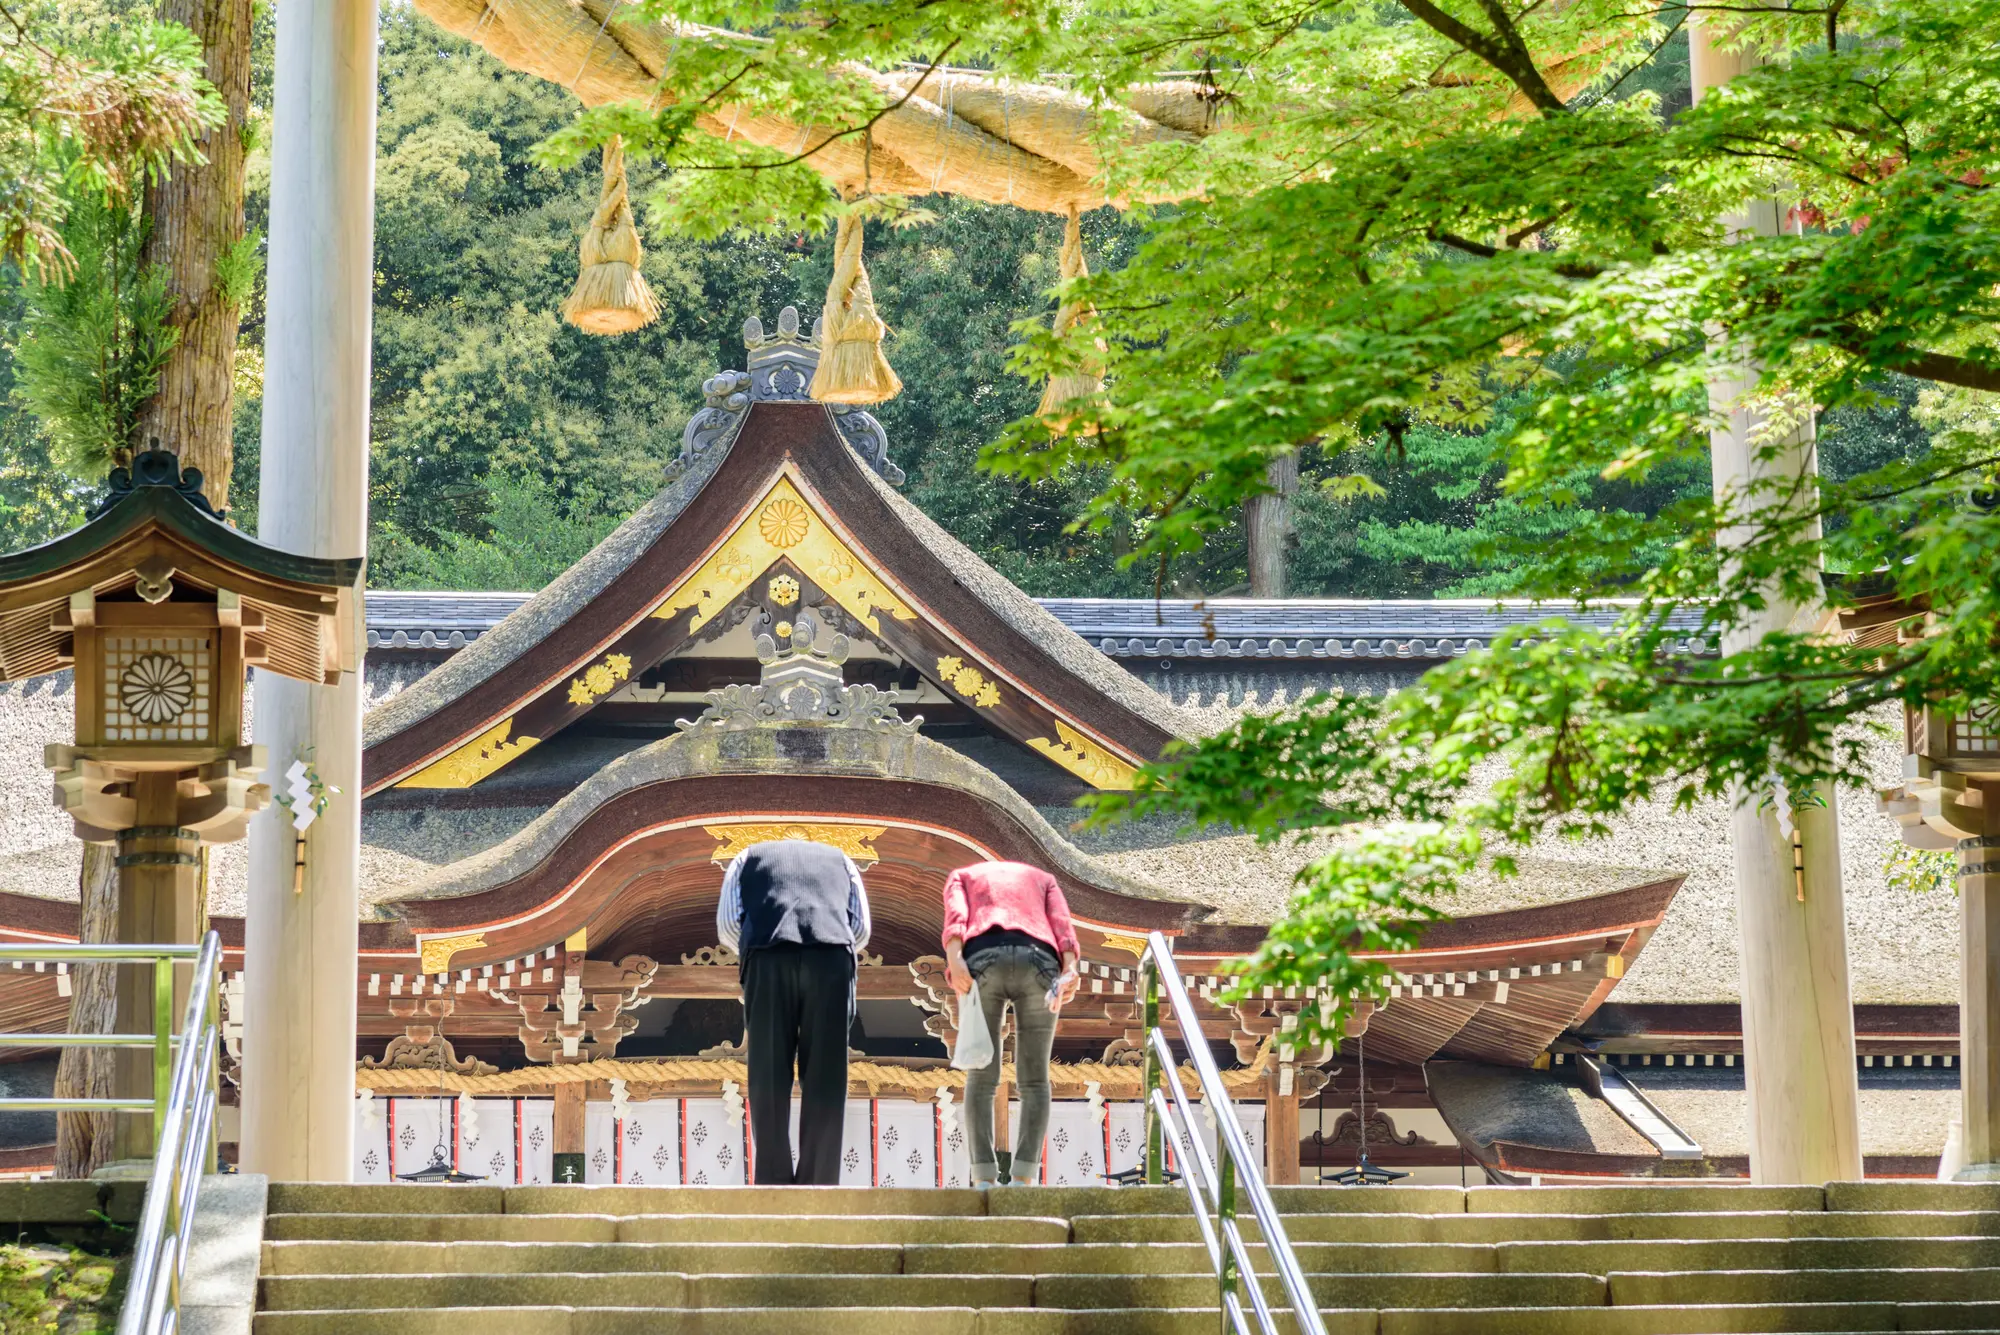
[[679, 306, 903, 483], [676, 609, 921, 736]]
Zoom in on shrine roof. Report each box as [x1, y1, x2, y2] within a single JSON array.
[[364, 590, 1708, 664], [1426, 1058, 1956, 1179], [359, 396, 1203, 796]]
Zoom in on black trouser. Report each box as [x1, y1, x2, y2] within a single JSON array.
[[741, 943, 854, 1185]]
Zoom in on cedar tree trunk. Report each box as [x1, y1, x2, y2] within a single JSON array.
[[1246, 451, 1300, 598], [53, 845, 118, 1178], [59, 0, 252, 1173], [133, 0, 253, 504]]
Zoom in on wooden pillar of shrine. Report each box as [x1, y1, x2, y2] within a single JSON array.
[[1264, 1061, 1300, 1186], [1964, 824, 2000, 1175], [553, 1082, 587, 1183], [1690, 15, 1862, 1186], [240, 0, 377, 1183], [111, 775, 205, 1160]]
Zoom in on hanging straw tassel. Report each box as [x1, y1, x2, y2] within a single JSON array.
[[561, 136, 661, 336], [810, 207, 903, 404], [1037, 203, 1105, 435]]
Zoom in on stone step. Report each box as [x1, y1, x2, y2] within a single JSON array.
[[263, 1212, 1072, 1244], [257, 1181, 2000, 1224], [1373, 1300, 2000, 1334], [1504, 1237, 2000, 1274], [261, 1241, 908, 1276], [1370, 1303, 1904, 1335], [250, 1306, 1277, 1335], [1034, 1271, 1607, 1309], [1077, 1210, 2000, 1246], [1826, 1181, 2000, 1214], [1461, 1186, 1830, 1215], [1606, 1267, 2000, 1306], [258, 1272, 1041, 1311], [903, 1242, 1470, 1275]]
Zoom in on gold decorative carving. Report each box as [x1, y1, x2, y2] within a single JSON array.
[[418, 932, 486, 974], [705, 822, 887, 865], [680, 944, 740, 966], [759, 498, 811, 548], [1027, 719, 1138, 790], [935, 655, 1002, 709], [768, 574, 800, 607], [565, 651, 633, 706], [361, 1031, 495, 1075], [1096, 932, 1148, 959], [651, 475, 915, 635], [396, 718, 540, 789]]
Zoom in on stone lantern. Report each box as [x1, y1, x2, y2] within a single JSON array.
[[0, 449, 361, 1154]]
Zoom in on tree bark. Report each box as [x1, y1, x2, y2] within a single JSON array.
[[53, 844, 118, 1179], [1246, 452, 1300, 598], [135, 0, 253, 507]]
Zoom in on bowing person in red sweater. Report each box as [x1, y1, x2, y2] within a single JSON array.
[[943, 860, 1081, 1187]]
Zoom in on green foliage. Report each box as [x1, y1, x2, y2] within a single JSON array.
[[0, 1242, 122, 1333], [1884, 843, 1958, 896], [11, 191, 177, 476], [0, 12, 220, 281], [374, 471, 623, 591], [605, 0, 2000, 1041]]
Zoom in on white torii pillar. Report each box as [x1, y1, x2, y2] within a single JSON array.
[[1691, 21, 1863, 1185], [240, 0, 377, 1181]]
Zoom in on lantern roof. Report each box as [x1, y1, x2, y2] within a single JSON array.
[[0, 451, 364, 685]]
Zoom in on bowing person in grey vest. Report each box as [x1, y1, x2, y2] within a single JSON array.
[[717, 838, 872, 1185]]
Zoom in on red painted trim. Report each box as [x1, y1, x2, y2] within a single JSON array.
[[514, 1099, 523, 1185], [870, 1100, 880, 1186], [614, 1117, 623, 1184], [679, 1098, 689, 1185], [451, 1097, 460, 1172], [386, 1098, 397, 1178]]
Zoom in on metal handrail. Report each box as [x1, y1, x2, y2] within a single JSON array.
[[117, 930, 223, 1335], [0, 942, 207, 1132], [0, 933, 222, 1335], [1140, 930, 1326, 1335]]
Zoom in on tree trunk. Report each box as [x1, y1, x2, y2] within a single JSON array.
[[135, 0, 253, 507], [1246, 451, 1300, 598], [53, 844, 118, 1179]]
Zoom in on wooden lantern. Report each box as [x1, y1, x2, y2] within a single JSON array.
[[0, 450, 362, 842]]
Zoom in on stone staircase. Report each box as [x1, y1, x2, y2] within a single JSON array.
[[250, 1180, 2000, 1333]]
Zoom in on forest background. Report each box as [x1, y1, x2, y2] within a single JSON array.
[[0, 0, 1932, 602]]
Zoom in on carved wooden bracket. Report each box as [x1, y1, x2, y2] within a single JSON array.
[[510, 954, 658, 1064], [909, 955, 958, 1048]]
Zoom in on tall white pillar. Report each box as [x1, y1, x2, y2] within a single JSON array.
[[1693, 21, 1862, 1185], [240, 0, 376, 1182]]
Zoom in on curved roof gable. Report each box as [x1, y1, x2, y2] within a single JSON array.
[[362, 396, 1198, 796]]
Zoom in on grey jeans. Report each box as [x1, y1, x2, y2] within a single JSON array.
[[962, 945, 1059, 1184]]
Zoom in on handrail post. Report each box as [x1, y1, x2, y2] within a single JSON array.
[[1141, 954, 1163, 1185], [204, 958, 221, 1174], [1217, 1144, 1240, 1328], [152, 952, 173, 1153]]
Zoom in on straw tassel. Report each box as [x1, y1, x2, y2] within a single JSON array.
[[1037, 203, 1105, 435], [561, 136, 661, 336], [810, 207, 903, 404]]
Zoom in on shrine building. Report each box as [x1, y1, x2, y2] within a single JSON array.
[[0, 311, 1965, 1186]]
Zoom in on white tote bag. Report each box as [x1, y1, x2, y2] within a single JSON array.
[[951, 981, 994, 1071]]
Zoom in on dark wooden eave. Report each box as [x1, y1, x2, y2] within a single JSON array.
[[0, 459, 363, 682]]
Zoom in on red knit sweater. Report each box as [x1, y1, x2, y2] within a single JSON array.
[[941, 861, 1080, 959]]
